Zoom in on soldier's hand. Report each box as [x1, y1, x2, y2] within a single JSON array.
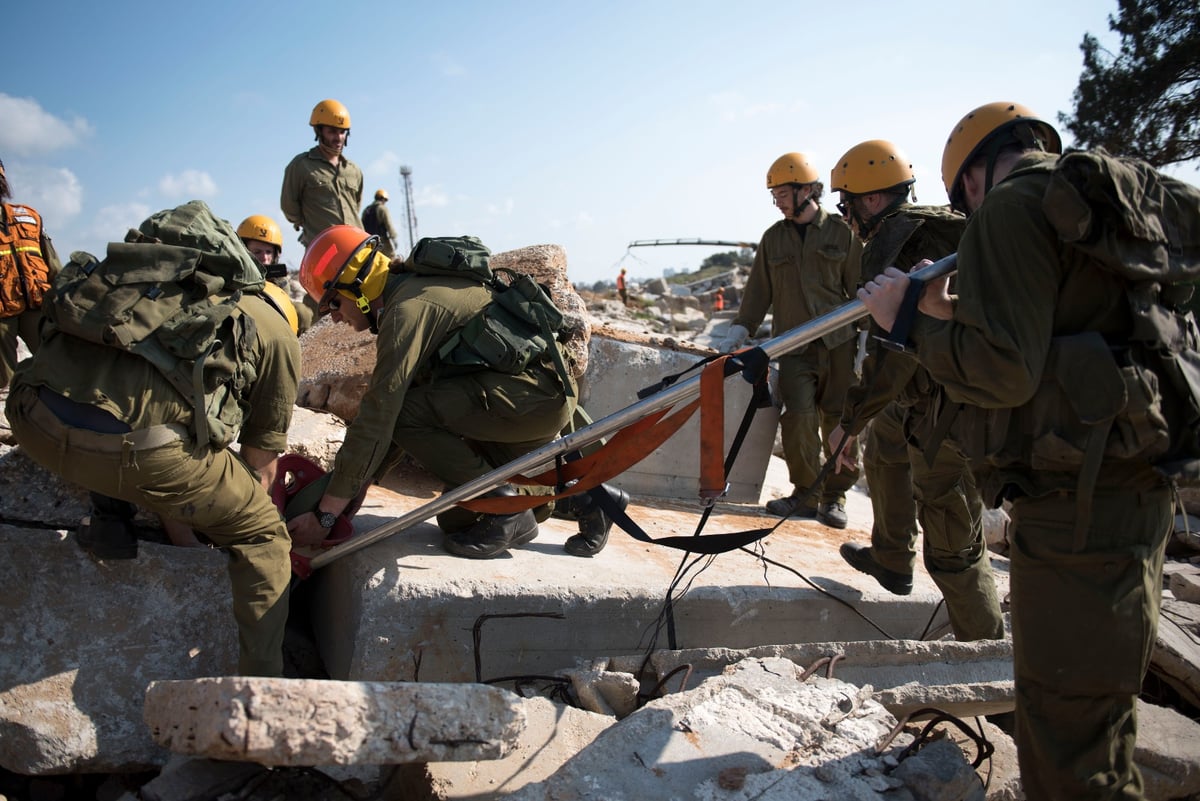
[[828, 424, 858, 473], [858, 267, 909, 332], [718, 324, 750, 353], [287, 512, 330, 547]]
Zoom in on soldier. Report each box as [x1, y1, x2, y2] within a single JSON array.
[[826, 139, 1003, 641], [287, 226, 626, 559], [281, 99, 364, 247], [859, 102, 1175, 799], [0, 157, 62, 387], [720, 152, 863, 528], [237, 214, 317, 333], [6, 202, 300, 677], [361, 189, 398, 258]]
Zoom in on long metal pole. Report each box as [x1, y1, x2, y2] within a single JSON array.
[[308, 254, 957, 571]]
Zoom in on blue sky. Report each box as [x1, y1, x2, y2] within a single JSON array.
[[6, 0, 1199, 287]]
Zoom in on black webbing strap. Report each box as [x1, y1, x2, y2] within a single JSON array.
[[879, 275, 926, 353], [600, 346, 776, 554]]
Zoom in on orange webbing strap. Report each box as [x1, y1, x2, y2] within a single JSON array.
[[459, 399, 701, 514], [699, 355, 729, 501]]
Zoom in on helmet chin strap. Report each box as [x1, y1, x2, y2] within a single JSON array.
[[791, 184, 812, 219], [323, 236, 384, 334], [856, 191, 909, 239]]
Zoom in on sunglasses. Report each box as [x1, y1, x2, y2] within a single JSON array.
[[836, 196, 854, 216], [319, 296, 342, 315]]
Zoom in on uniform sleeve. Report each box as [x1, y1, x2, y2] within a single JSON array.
[[912, 192, 1059, 409], [381, 206, 397, 240], [41, 231, 62, 277], [840, 335, 920, 434], [326, 293, 462, 498], [732, 235, 772, 333], [239, 299, 301, 453], [280, 157, 303, 227]]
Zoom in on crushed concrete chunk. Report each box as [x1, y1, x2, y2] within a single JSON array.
[[144, 676, 525, 766]]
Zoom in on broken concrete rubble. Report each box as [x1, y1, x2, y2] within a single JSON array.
[[144, 677, 525, 765], [502, 656, 985, 801], [2, 257, 1200, 801]]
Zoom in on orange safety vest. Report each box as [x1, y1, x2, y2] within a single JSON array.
[[0, 203, 52, 317], [616, 272, 626, 291]]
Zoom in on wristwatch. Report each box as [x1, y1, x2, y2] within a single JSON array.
[[317, 511, 339, 530]]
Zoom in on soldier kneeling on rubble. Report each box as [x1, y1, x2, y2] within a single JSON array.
[[6, 201, 300, 677], [287, 226, 627, 559]]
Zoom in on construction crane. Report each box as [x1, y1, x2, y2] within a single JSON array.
[[399, 165, 418, 253], [627, 238, 758, 251]]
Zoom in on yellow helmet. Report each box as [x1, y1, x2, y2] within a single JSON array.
[[310, 99, 351, 129], [236, 214, 283, 248], [767, 153, 819, 188], [374, 189, 388, 201], [260, 281, 299, 336], [299, 225, 390, 312], [941, 102, 1062, 198], [830, 140, 915, 195]]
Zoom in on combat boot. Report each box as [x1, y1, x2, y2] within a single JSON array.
[[77, 493, 139, 560], [562, 484, 629, 557], [442, 485, 538, 559]]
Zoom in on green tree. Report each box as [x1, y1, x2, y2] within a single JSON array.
[[1059, 0, 1199, 167], [698, 248, 754, 271]]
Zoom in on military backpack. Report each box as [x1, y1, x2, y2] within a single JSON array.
[[42, 200, 266, 448], [397, 236, 574, 395], [1041, 148, 1200, 486]]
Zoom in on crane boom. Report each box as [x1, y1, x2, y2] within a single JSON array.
[[627, 238, 757, 250]]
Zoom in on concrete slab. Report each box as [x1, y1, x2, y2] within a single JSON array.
[[308, 456, 1011, 686]]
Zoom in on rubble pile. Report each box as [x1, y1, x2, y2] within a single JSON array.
[[1, 252, 1198, 800]]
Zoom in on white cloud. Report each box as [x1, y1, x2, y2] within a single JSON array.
[[0, 94, 92, 156], [158, 169, 218, 198], [366, 150, 404, 183], [89, 202, 153, 241], [414, 185, 449, 208], [4, 163, 83, 222], [485, 197, 515, 216]]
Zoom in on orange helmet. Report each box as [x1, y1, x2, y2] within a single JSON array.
[[236, 214, 283, 249], [260, 281, 299, 336], [941, 102, 1062, 201], [830, 140, 915, 195], [310, 99, 351, 129], [767, 153, 819, 188], [299, 225, 390, 313]]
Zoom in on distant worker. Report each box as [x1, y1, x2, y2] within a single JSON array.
[[712, 286, 725, 313], [616, 267, 629, 306], [237, 214, 316, 334], [6, 201, 300, 677], [288, 227, 627, 559], [361, 189, 398, 258], [281, 99, 364, 248], [827, 139, 1003, 642], [720, 152, 863, 528], [0, 157, 62, 387]]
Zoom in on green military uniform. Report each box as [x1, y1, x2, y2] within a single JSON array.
[[280, 147, 364, 247], [733, 208, 863, 510], [910, 152, 1172, 799], [6, 292, 300, 677], [325, 272, 577, 528], [841, 205, 1003, 641], [361, 200, 398, 258]]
